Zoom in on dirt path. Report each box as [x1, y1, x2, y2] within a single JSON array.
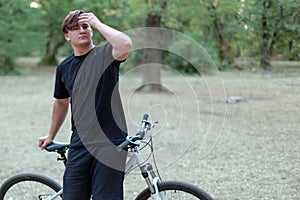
[[0, 68, 299, 199]]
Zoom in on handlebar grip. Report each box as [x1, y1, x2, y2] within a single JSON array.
[[116, 140, 130, 152], [117, 114, 149, 151], [138, 113, 149, 137], [142, 113, 149, 121]]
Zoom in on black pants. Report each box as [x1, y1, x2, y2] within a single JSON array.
[[63, 144, 126, 200]]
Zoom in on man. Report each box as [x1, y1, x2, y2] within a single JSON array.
[[38, 10, 132, 200]]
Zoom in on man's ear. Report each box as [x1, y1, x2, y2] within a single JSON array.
[[64, 33, 70, 41]]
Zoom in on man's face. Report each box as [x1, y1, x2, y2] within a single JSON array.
[[64, 22, 93, 46]]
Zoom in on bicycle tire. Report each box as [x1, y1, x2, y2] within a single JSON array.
[[0, 173, 62, 200], [135, 180, 214, 200]]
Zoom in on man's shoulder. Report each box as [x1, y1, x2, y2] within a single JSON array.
[[58, 54, 75, 68], [94, 42, 112, 53]]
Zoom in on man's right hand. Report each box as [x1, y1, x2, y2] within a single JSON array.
[[38, 135, 53, 150]]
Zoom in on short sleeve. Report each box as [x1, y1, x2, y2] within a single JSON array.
[[54, 67, 70, 99]]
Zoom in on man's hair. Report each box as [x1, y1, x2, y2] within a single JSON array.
[[61, 10, 85, 33]]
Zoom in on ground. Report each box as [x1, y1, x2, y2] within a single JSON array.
[[0, 67, 299, 199]]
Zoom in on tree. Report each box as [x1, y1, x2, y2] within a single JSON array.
[[271, 0, 299, 60], [128, 0, 247, 75], [0, 0, 44, 74], [128, 0, 211, 92], [37, 0, 79, 65], [125, 0, 168, 92], [241, 0, 300, 69], [199, 0, 244, 69], [136, 0, 167, 92]]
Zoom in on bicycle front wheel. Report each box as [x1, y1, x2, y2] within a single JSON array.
[[0, 173, 62, 200], [135, 180, 213, 200]]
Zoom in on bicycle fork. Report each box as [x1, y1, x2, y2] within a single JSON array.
[[128, 147, 167, 200], [139, 162, 168, 200]]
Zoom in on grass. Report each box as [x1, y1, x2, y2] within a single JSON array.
[[0, 63, 300, 199]]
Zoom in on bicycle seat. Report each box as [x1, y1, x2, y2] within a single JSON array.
[[45, 141, 70, 152]]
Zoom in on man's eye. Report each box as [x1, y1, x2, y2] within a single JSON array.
[[82, 25, 89, 29], [71, 26, 79, 30]]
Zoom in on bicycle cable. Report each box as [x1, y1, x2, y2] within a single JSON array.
[[148, 128, 163, 181], [125, 137, 153, 174]]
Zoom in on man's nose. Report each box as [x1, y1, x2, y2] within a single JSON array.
[[79, 26, 85, 33]]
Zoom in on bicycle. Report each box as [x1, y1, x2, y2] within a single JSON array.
[[0, 114, 214, 200]]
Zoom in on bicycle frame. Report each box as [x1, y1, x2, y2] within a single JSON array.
[[125, 146, 168, 200], [46, 189, 62, 200], [44, 114, 167, 200], [43, 146, 165, 200]]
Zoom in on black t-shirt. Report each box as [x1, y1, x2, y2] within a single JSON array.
[[54, 43, 127, 146]]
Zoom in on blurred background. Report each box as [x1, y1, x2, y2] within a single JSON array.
[[0, 0, 299, 75]]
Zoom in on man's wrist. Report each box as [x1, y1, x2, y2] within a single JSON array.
[[47, 133, 55, 141], [93, 21, 105, 32]]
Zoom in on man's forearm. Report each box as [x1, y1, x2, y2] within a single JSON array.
[[78, 12, 132, 60], [94, 22, 132, 60], [48, 99, 69, 139]]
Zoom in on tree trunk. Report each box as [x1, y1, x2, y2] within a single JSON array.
[[0, 56, 19, 75], [137, 2, 167, 93], [208, 1, 236, 69], [260, 0, 272, 70], [39, 30, 64, 66]]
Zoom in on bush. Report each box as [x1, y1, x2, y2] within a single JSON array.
[[0, 57, 20, 75]]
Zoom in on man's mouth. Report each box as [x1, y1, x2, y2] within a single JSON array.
[[79, 36, 88, 40]]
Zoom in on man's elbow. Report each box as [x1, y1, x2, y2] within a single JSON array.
[[54, 98, 70, 107], [122, 36, 132, 52], [114, 37, 132, 60]]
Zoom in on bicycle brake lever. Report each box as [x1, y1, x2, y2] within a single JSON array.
[[152, 121, 158, 129]]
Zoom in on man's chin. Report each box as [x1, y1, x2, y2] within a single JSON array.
[[76, 40, 92, 46]]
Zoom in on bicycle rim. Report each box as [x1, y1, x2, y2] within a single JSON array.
[[0, 173, 62, 200], [135, 180, 214, 200]]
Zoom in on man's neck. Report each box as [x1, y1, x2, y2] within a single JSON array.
[[73, 43, 95, 56]]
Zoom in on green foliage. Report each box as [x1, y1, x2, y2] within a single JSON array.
[[0, 0, 44, 74], [0, 57, 20, 75], [0, 0, 298, 75], [126, 0, 299, 70], [240, 0, 300, 62], [164, 37, 217, 74]]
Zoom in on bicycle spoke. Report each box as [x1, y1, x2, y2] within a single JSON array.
[[2, 180, 59, 200]]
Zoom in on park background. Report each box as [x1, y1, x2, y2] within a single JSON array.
[[0, 0, 299, 199]]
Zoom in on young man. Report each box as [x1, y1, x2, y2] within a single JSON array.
[[38, 10, 132, 200]]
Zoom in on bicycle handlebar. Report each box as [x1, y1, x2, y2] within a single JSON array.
[[117, 113, 151, 152], [143, 113, 149, 121], [137, 114, 149, 137]]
